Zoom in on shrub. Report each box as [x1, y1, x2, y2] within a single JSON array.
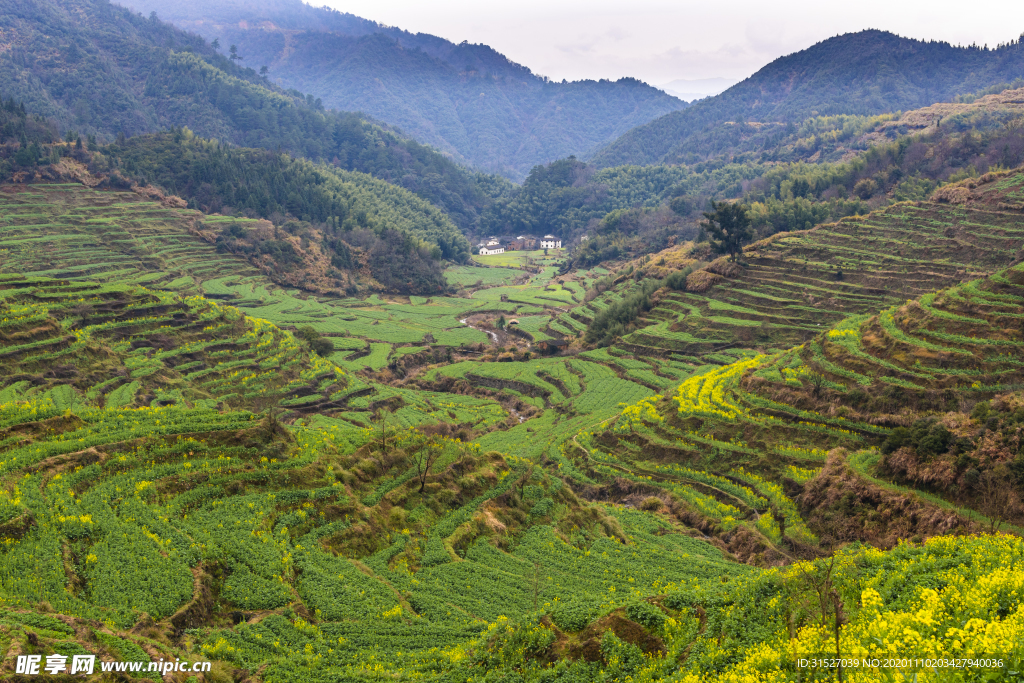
[[626, 601, 666, 630], [881, 418, 952, 457], [854, 178, 878, 199], [551, 599, 603, 632], [640, 496, 663, 511]]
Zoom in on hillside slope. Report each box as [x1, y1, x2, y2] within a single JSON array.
[[0, 0, 505, 232], [116, 0, 687, 180], [580, 169, 1024, 370], [591, 30, 1024, 168], [0, 139, 467, 295], [580, 261, 1024, 548], [1, 247, 1023, 682]]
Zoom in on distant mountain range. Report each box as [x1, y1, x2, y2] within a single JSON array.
[[0, 0, 511, 232], [114, 0, 688, 180], [657, 78, 738, 102], [591, 30, 1024, 168]]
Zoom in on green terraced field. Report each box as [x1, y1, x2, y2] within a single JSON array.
[[0, 183, 664, 456], [0, 185, 259, 291], [619, 173, 1024, 366], [574, 262, 1024, 567], [0, 276, 351, 416], [0, 392, 756, 680], [445, 265, 524, 287], [3, 163, 1024, 683]]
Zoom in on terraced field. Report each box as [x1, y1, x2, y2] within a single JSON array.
[[614, 171, 1024, 367], [0, 183, 634, 385], [2, 177, 1024, 681], [444, 265, 525, 288], [0, 361, 748, 681], [0, 184, 258, 291], [579, 262, 1024, 559], [0, 276, 350, 415], [0, 184, 588, 421]]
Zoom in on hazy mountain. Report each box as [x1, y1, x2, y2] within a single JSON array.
[[591, 30, 1024, 168], [658, 77, 738, 102], [114, 0, 688, 180], [0, 0, 510, 231]]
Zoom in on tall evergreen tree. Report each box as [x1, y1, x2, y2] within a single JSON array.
[[701, 200, 753, 262]]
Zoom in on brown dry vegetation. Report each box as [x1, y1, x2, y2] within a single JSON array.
[[798, 450, 976, 547]]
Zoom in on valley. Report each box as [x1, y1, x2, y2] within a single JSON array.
[[1, 2, 1024, 681], [2, 166, 1024, 681]]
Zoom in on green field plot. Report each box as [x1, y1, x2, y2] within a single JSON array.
[[199, 276, 595, 351], [425, 358, 583, 404], [335, 342, 392, 371], [508, 315, 556, 341], [445, 265, 524, 287]]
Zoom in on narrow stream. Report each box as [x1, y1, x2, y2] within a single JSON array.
[[459, 317, 499, 344], [459, 318, 526, 423]]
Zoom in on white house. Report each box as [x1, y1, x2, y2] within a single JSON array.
[[540, 234, 561, 249], [478, 239, 505, 256]]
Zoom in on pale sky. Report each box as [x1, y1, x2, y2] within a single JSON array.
[[314, 0, 1024, 86]]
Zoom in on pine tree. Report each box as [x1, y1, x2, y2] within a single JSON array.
[[701, 200, 753, 262]]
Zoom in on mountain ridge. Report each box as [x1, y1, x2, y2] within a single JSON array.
[[591, 29, 1024, 168], [115, 0, 688, 180], [0, 0, 511, 233]]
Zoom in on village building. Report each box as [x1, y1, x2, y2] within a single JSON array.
[[540, 234, 561, 249], [477, 238, 505, 256], [505, 235, 537, 250]]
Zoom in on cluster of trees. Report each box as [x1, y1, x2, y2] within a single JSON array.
[[740, 108, 1024, 235], [0, 96, 60, 177], [215, 217, 449, 296], [0, 97, 57, 147], [484, 158, 701, 237], [295, 326, 335, 357], [360, 227, 450, 294]]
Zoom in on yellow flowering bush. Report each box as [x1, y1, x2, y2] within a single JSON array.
[[616, 394, 664, 433], [674, 357, 763, 420]]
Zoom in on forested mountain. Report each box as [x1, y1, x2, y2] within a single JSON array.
[[483, 87, 1024, 271], [115, 0, 688, 180], [0, 111, 469, 295], [591, 30, 1024, 168], [0, 0, 507, 232]]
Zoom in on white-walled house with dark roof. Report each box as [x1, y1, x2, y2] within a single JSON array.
[[477, 239, 505, 255]]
